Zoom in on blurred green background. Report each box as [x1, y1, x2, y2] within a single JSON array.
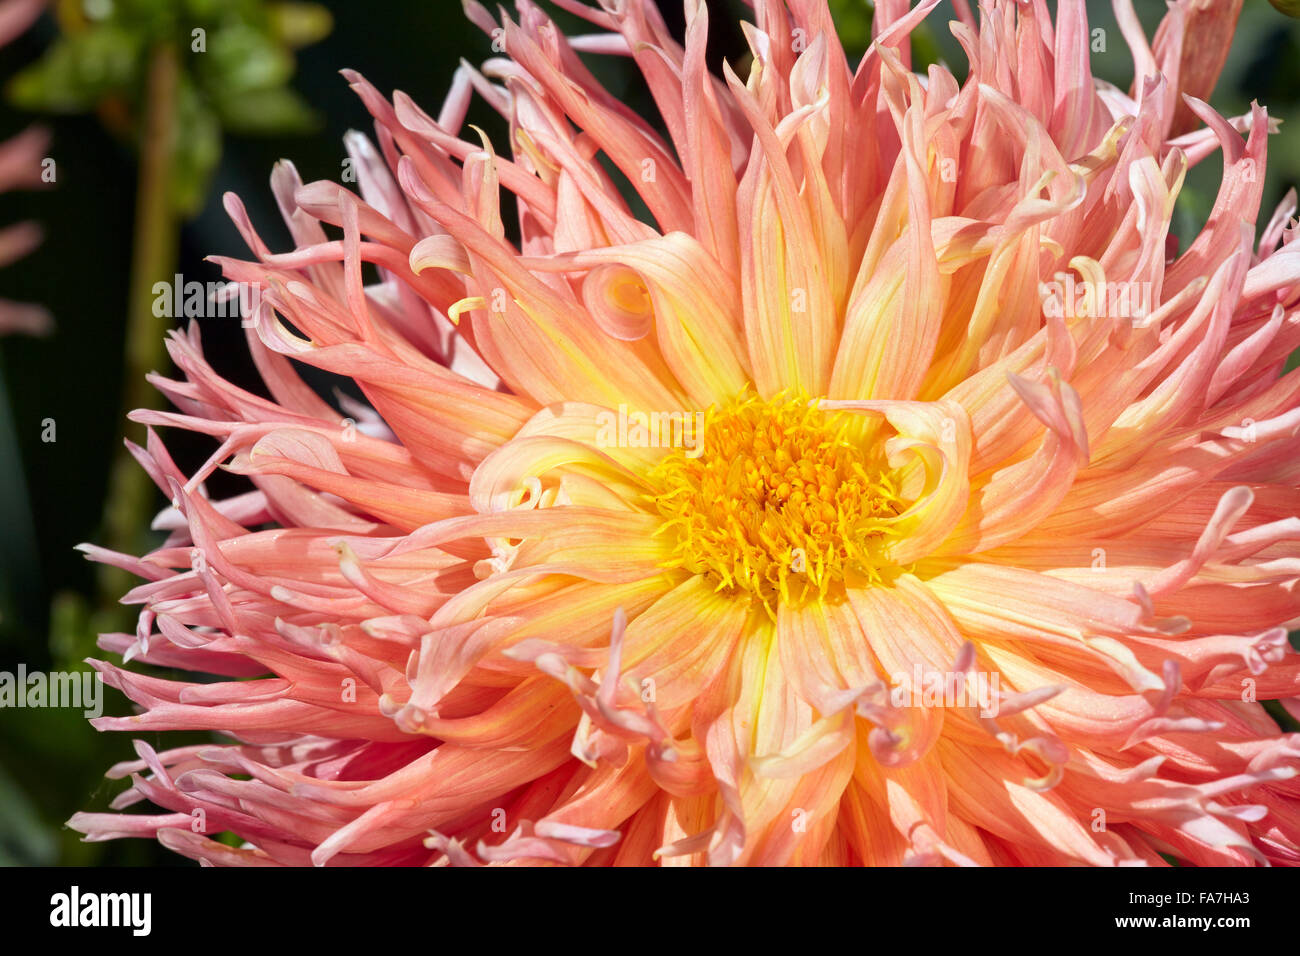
[[0, 0, 1298, 866]]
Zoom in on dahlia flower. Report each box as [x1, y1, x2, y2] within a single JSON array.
[[71, 0, 1300, 866], [0, 0, 49, 337]]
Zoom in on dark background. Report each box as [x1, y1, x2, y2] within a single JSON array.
[[0, 0, 1297, 866]]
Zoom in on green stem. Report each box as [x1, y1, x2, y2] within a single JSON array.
[[95, 42, 180, 625]]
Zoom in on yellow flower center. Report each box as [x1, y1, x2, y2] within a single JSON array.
[[649, 391, 903, 613]]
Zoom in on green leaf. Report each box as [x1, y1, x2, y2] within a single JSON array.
[[169, 77, 222, 216], [827, 0, 873, 58], [198, 23, 294, 96], [48, 591, 95, 673], [213, 84, 319, 134], [7, 27, 143, 113], [910, 22, 944, 72], [267, 2, 333, 49], [183, 0, 256, 19], [0, 764, 58, 866]]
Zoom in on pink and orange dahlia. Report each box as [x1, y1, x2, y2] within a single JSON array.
[[72, 0, 1300, 866]]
